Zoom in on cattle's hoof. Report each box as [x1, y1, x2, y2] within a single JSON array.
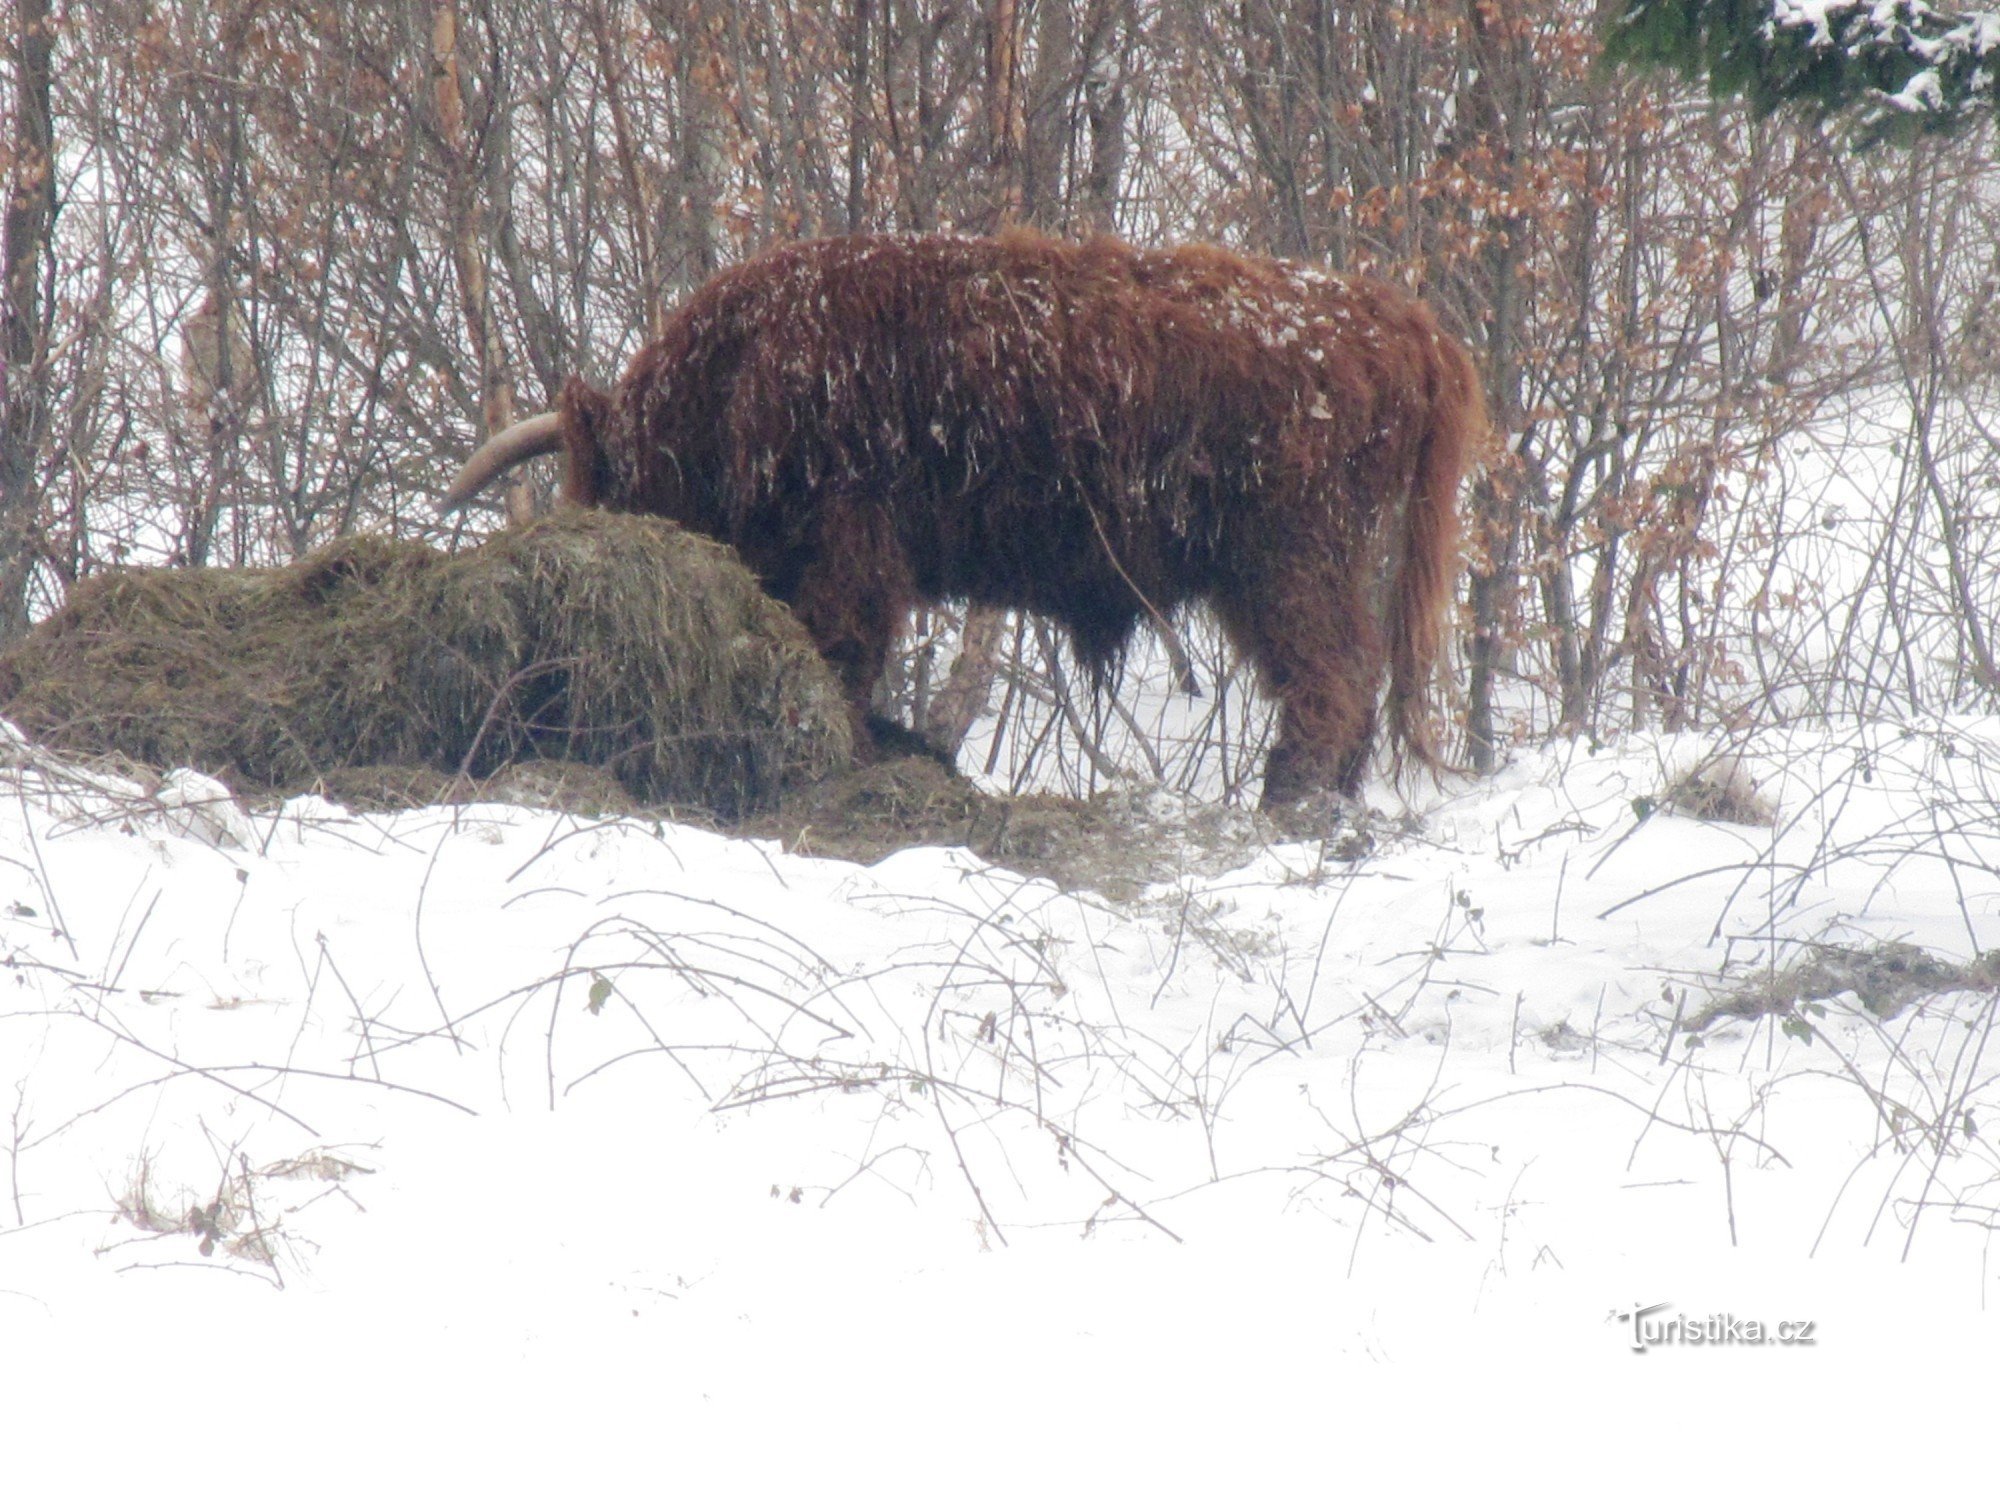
[[861, 714, 959, 774], [1261, 787, 1374, 856]]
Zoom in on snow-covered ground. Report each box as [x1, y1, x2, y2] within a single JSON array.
[[2, 720, 1995, 1491]]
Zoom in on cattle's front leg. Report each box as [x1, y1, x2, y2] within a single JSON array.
[[782, 502, 916, 762]]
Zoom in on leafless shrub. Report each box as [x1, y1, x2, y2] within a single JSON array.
[[107, 1141, 368, 1284]]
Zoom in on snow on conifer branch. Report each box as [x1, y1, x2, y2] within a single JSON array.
[[1606, 0, 2000, 143]]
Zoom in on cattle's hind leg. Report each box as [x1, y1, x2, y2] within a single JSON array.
[[1218, 550, 1385, 808]]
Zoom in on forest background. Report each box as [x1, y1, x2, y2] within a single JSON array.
[[4, 0, 1998, 799]]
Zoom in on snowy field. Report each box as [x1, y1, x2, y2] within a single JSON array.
[[2, 718, 1996, 1491]]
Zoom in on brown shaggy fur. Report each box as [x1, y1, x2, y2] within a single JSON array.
[[492, 230, 1485, 804]]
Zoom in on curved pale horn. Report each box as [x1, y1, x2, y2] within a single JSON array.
[[440, 412, 564, 513]]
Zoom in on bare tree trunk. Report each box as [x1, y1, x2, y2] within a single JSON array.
[[1080, 0, 1133, 233], [1460, 0, 1528, 772], [923, 606, 1013, 755], [187, 121, 246, 570], [646, 0, 722, 294], [588, 0, 663, 335], [919, 0, 1030, 756], [0, 0, 54, 640], [985, 0, 1024, 225], [432, 0, 527, 523], [847, 0, 872, 232]]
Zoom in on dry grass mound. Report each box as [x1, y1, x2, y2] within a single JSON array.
[[0, 511, 851, 815]]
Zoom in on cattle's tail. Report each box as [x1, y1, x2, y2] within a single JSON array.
[[1387, 328, 1486, 774]]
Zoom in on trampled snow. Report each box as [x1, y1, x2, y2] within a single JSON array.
[[1, 723, 1993, 1491]]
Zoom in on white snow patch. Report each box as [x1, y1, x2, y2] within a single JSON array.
[[1, 725, 1995, 1488]]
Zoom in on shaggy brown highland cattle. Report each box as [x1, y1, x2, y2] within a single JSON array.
[[446, 229, 1486, 805]]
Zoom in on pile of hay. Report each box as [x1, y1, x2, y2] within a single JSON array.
[[0, 511, 852, 815]]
